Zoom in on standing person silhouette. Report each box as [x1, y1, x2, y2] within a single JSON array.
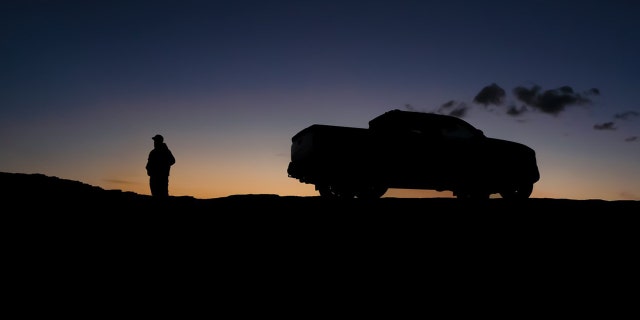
[[146, 134, 176, 198]]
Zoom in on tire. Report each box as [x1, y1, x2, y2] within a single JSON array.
[[355, 186, 388, 199], [499, 183, 533, 199], [317, 184, 356, 199]]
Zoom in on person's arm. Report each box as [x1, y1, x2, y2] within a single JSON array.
[[146, 153, 152, 176], [168, 149, 175, 166]]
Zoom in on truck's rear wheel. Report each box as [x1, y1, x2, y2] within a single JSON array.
[[499, 183, 533, 199], [317, 184, 356, 199]]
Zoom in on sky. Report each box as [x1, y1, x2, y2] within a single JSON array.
[[2, 0, 639, 200]]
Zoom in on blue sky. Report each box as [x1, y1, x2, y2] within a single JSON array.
[[2, 0, 639, 199]]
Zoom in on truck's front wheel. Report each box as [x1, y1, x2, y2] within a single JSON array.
[[356, 186, 388, 199]]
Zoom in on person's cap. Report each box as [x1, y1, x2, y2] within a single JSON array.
[[152, 134, 164, 142]]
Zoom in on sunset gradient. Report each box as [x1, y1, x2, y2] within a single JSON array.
[[2, 0, 639, 200]]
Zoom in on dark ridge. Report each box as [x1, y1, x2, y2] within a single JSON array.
[[3, 171, 637, 287], [2, 171, 638, 218], [2, 171, 639, 212]]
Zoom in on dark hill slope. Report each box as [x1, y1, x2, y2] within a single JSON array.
[[2, 172, 638, 214]]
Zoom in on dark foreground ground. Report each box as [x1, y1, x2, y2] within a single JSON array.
[[3, 172, 639, 313]]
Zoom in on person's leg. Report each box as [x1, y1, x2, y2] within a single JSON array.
[[161, 176, 169, 197], [150, 176, 160, 197]]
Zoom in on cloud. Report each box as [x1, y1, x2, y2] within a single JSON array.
[[404, 103, 416, 111], [436, 100, 469, 118], [467, 83, 600, 117], [409, 82, 604, 122], [473, 83, 506, 106], [506, 104, 528, 117], [614, 111, 639, 120], [592, 110, 638, 140], [416, 83, 636, 143], [405, 100, 470, 118], [512, 85, 597, 116], [593, 122, 616, 130], [587, 88, 600, 95]]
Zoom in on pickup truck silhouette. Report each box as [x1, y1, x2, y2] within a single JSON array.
[[287, 109, 540, 199]]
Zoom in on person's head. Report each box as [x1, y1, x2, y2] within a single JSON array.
[[152, 134, 164, 144]]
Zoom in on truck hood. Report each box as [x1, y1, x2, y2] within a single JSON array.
[[485, 137, 540, 183]]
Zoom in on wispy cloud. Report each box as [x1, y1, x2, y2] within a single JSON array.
[[406, 83, 637, 143], [614, 111, 639, 120], [594, 110, 639, 142], [594, 122, 616, 130], [420, 83, 600, 118], [512, 85, 597, 116]]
